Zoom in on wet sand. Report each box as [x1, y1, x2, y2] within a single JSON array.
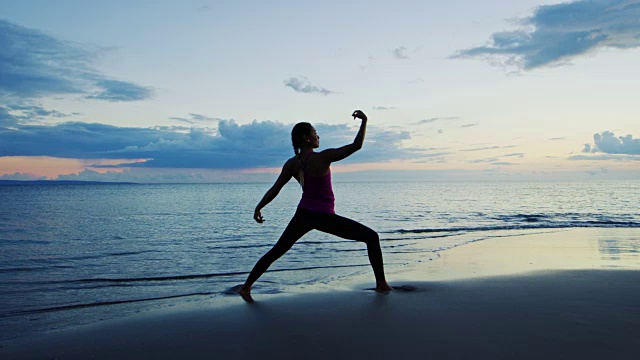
[[2, 229, 639, 359]]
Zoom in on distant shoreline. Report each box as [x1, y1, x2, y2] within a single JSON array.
[[0, 180, 138, 185]]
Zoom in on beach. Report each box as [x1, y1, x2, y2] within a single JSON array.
[[3, 1, 640, 358], [2, 228, 639, 359]]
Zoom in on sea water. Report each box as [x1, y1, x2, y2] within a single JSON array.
[[1, 180, 639, 340]]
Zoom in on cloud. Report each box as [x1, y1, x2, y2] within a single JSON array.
[[189, 113, 221, 122], [502, 153, 525, 158], [49, 168, 279, 183], [85, 79, 152, 102], [468, 151, 523, 164], [452, 0, 640, 70], [150, 125, 195, 132], [582, 131, 640, 155], [169, 113, 222, 124], [0, 172, 47, 180], [372, 106, 396, 110], [0, 120, 422, 169], [468, 157, 500, 163], [0, 102, 73, 126], [284, 76, 333, 95], [0, 19, 152, 101], [461, 145, 516, 152], [6, 103, 69, 117], [569, 154, 640, 161], [461, 123, 478, 128], [356, 128, 416, 163], [414, 117, 460, 125], [169, 117, 196, 124], [0, 122, 182, 159], [0, 107, 16, 126], [549, 137, 566, 141], [413, 150, 453, 164], [392, 46, 409, 59]]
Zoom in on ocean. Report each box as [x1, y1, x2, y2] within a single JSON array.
[[1, 180, 639, 340]]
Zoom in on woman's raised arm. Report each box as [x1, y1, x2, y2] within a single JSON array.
[[320, 110, 368, 164]]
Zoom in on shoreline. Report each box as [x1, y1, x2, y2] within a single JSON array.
[[2, 228, 639, 359]]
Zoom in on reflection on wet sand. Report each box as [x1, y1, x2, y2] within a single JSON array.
[[392, 228, 640, 282], [598, 236, 639, 263]]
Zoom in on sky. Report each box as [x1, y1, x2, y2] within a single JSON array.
[[1, 0, 639, 182]]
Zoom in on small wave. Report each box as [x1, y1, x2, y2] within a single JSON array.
[[0, 264, 75, 273], [55, 250, 158, 262], [43, 264, 373, 284], [108, 250, 156, 257], [0, 250, 158, 271], [208, 243, 273, 250], [492, 213, 551, 221], [0, 239, 52, 246], [0, 292, 218, 318], [381, 233, 458, 240], [385, 242, 417, 249], [209, 240, 353, 251]]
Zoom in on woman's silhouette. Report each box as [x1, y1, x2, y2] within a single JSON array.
[[238, 110, 392, 300]]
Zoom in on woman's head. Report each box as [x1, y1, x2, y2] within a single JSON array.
[[291, 122, 319, 155]]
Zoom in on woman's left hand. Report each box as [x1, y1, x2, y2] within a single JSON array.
[[254, 208, 264, 223]]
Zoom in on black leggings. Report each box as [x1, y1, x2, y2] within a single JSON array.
[[244, 207, 386, 287]]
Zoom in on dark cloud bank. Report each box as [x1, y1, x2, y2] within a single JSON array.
[[0, 120, 418, 169], [452, 0, 640, 70]]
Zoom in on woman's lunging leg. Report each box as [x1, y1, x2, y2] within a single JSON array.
[[314, 213, 392, 292], [240, 212, 310, 294], [363, 232, 388, 288]]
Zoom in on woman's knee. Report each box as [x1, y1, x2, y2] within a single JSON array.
[[265, 244, 290, 262], [362, 229, 379, 245]]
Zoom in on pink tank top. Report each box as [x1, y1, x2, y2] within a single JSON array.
[[297, 154, 335, 214]]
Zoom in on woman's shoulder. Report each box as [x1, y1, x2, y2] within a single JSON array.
[[285, 155, 301, 165], [284, 155, 302, 171]]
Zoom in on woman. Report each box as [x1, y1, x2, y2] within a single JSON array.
[[238, 110, 392, 300]]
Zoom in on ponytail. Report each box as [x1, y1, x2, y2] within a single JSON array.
[[291, 122, 313, 188], [294, 143, 304, 188]]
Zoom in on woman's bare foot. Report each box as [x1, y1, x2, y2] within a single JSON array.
[[375, 282, 394, 293], [237, 284, 254, 303]]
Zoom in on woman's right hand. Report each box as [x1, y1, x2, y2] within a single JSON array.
[[352, 110, 367, 121], [254, 208, 264, 223]]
